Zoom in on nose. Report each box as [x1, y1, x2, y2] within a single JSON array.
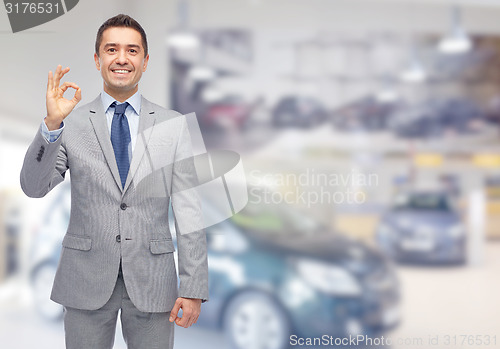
[[115, 50, 128, 64]]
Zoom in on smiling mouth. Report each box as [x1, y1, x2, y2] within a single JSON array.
[[112, 69, 132, 74]]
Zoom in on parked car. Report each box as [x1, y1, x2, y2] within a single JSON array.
[[376, 190, 467, 264], [388, 98, 485, 139], [331, 96, 399, 132], [190, 188, 400, 349], [200, 95, 254, 130], [30, 185, 400, 349], [272, 96, 328, 128]]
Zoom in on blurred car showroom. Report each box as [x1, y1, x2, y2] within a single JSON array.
[[1, 0, 500, 349]]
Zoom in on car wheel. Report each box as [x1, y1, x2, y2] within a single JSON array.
[[31, 261, 63, 321], [223, 291, 291, 349]]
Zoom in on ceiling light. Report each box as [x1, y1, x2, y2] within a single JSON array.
[[167, 0, 200, 49], [189, 66, 216, 80], [438, 27, 471, 54], [400, 56, 427, 83], [202, 88, 223, 102], [167, 31, 200, 49], [438, 5, 472, 54], [376, 90, 399, 103]]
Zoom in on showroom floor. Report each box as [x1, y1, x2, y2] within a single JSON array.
[[0, 242, 498, 349], [387, 241, 500, 349]]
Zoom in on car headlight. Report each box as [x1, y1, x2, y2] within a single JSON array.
[[296, 259, 362, 297], [447, 224, 465, 238]]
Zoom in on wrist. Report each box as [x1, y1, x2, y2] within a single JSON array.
[[44, 117, 63, 131]]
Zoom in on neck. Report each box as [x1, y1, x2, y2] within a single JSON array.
[[104, 86, 138, 102]]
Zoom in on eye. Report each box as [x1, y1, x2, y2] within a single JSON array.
[[129, 49, 137, 53], [107, 48, 116, 53]]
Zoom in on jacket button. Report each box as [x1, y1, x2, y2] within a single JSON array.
[[116, 235, 121, 242], [120, 203, 127, 210]]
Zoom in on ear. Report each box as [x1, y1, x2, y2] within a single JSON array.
[[142, 54, 150, 72], [94, 53, 100, 71]]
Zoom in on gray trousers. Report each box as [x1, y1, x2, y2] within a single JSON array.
[[63, 263, 174, 349]]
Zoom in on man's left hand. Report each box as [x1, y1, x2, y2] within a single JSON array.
[[169, 297, 202, 328]]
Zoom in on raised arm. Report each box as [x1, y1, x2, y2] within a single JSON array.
[[20, 65, 82, 198]]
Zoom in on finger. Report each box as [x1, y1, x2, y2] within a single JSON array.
[[169, 301, 181, 322], [60, 82, 79, 93], [183, 312, 193, 327], [57, 66, 70, 87], [192, 313, 200, 326], [53, 65, 61, 87], [187, 310, 199, 327], [50, 68, 57, 91], [175, 315, 189, 328], [187, 315, 197, 328], [54, 65, 65, 88], [73, 87, 82, 104], [47, 71, 53, 92], [60, 66, 70, 80]]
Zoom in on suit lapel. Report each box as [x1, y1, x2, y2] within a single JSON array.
[[88, 95, 157, 194], [122, 96, 156, 194], [88, 95, 123, 192]]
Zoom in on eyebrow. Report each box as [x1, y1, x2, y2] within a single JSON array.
[[103, 43, 141, 51]]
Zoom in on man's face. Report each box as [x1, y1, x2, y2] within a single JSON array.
[[94, 27, 149, 100]]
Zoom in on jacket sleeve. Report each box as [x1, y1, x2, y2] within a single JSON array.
[[170, 115, 209, 302], [20, 122, 68, 198]]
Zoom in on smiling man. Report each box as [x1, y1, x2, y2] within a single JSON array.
[[94, 25, 148, 101], [20, 14, 208, 349]]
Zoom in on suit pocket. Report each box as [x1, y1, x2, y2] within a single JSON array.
[[62, 233, 92, 251], [150, 238, 175, 254]]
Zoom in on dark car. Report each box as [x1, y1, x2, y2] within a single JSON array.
[[376, 190, 467, 264], [331, 96, 399, 132], [272, 96, 328, 128], [30, 185, 400, 349], [389, 98, 485, 139], [196, 189, 400, 349]]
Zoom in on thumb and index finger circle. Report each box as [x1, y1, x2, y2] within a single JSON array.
[[59, 82, 82, 105]]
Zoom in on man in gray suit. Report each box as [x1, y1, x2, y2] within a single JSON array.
[[20, 14, 208, 349]]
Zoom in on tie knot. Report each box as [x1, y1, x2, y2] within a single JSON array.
[[113, 102, 129, 115]]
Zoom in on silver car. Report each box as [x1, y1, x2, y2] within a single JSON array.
[[376, 190, 467, 264]]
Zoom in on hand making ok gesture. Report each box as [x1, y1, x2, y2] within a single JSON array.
[[45, 64, 82, 130]]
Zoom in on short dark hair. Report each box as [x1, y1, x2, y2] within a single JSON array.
[[95, 14, 148, 57]]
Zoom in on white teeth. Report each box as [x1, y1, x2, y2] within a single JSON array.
[[113, 70, 130, 73]]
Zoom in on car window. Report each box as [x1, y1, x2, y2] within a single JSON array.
[[393, 192, 451, 211]]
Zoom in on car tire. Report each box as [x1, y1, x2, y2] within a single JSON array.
[[31, 261, 63, 322], [223, 291, 291, 349]]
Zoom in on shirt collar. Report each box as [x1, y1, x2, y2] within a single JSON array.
[[101, 90, 141, 115]]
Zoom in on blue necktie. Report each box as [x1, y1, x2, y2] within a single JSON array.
[[110, 102, 131, 188]]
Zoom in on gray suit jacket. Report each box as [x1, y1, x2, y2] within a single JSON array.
[[20, 95, 209, 312]]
